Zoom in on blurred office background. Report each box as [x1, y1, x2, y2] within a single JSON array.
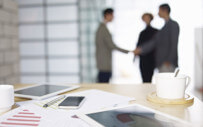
[[0, 0, 202, 98]]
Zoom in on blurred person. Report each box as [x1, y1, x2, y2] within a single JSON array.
[[134, 4, 180, 72], [95, 8, 130, 83], [135, 13, 158, 82]]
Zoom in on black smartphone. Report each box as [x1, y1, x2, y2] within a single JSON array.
[[58, 96, 85, 109]]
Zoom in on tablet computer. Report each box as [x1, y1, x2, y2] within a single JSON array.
[[78, 104, 191, 127], [15, 84, 79, 100]]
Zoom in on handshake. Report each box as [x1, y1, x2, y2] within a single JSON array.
[[131, 47, 142, 55]]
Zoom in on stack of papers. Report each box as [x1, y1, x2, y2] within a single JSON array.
[[17, 89, 134, 112], [1, 89, 135, 127]]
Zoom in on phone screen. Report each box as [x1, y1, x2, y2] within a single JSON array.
[[59, 96, 85, 106]]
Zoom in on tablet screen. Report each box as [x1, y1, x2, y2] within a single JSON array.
[[87, 105, 181, 127], [15, 84, 70, 97]]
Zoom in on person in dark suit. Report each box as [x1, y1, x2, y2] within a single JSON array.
[[135, 13, 158, 82], [134, 4, 180, 73]]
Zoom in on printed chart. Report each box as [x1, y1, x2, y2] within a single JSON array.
[[0, 109, 41, 127]]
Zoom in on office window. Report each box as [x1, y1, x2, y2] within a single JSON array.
[[16, 0, 43, 5], [20, 42, 45, 56], [47, 23, 78, 39], [21, 59, 46, 73], [48, 59, 79, 73], [47, 6, 78, 21], [21, 76, 46, 84], [48, 76, 79, 84], [48, 41, 78, 56], [17, 0, 80, 84], [19, 25, 44, 39], [17, 0, 107, 84], [19, 7, 44, 23], [46, 0, 77, 4]]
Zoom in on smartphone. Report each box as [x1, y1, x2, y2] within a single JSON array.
[[58, 96, 85, 109]]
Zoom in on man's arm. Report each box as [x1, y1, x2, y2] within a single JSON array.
[[167, 22, 179, 62], [103, 27, 129, 53]]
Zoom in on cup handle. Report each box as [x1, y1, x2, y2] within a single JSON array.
[[185, 76, 191, 89]]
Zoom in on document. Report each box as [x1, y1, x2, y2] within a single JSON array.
[[66, 89, 134, 113], [0, 105, 76, 127]]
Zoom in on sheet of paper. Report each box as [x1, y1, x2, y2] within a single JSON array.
[[17, 89, 134, 112], [0, 104, 91, 127], [66, 89, 135, 113], [17, 99, 64, 110]]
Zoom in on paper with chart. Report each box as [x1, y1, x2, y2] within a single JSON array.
[[0, 105, 78, 127]]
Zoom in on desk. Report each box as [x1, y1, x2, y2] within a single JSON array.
[[8, 84, 203, 126]]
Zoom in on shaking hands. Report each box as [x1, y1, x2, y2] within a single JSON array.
[[132, 47, 142, 56]]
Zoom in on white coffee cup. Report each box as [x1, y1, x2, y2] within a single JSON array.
[[155, 73, 191, 99], [0, 85, 14, 113]]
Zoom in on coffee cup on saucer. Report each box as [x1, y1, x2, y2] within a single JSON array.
[[155, 73, 191, 99], [0, 85, 14, 113]]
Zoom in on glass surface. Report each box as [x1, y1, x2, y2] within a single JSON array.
[[79, 0, 88, 8], [48, 76, 79, 83], [16, 0, 42, 5], [87, 105, 180, 127], [48, 59, 79, 73], [21, 59, 45, 73], [48, 41, 78, 56], [47, 23, 78, 39], [19, 7, 44, 22], [47, 6, 78, 21], [19, 25, 44, 39], [15, 85, 70, 96], [79, 11, 88, 21], [59, 96, 84, 106], [21, 76, 46, 84], [46, 0, 77, 4], [20, 42, 45, 56]]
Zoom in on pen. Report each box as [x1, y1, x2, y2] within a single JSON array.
[[43, 95, 66, 108]]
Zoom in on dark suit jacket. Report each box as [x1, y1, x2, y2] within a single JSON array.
[[140, 18, 180, 67], [137, 25, 158, 62]]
